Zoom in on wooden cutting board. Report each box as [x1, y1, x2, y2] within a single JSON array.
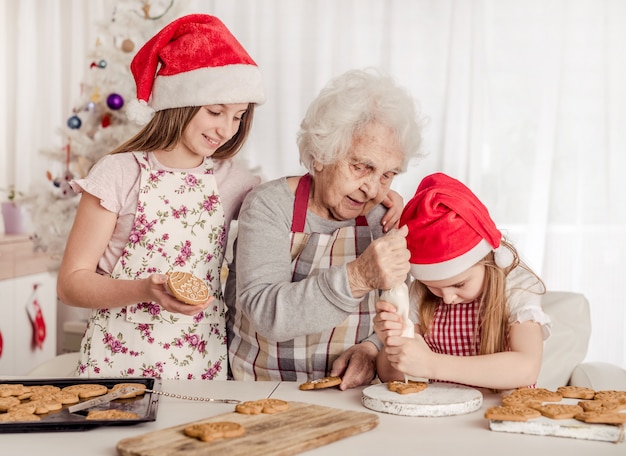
[[116, 401, 379, 456]]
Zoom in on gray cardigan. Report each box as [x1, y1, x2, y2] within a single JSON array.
[[225, 176, 385, 345]]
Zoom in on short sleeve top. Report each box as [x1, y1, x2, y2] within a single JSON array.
[[70, 152, 260, 275]]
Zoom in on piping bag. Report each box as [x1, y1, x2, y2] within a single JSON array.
[[380, 283, 427, 383]]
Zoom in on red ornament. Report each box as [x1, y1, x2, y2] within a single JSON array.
[[101, 114, 111, 128]]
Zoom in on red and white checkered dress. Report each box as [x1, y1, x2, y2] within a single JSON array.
[[424, 299, 483, 357]]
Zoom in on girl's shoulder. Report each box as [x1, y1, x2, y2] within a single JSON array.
[[506, 267, 551, 338]]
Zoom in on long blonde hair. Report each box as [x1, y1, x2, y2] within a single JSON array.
[[110, 104, 256, 160], [413, 240, 545, 356]]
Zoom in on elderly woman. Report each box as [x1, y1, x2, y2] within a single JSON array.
[[225, 68, 426, 389]]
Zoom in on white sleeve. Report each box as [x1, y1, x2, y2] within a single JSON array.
[[506, 267, 552, 340]]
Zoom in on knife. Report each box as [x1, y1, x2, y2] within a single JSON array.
[[68, 385, 142, 413]]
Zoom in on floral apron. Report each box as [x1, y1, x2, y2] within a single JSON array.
[[230, 174, 376, 381], [76, 152, 228, 380]]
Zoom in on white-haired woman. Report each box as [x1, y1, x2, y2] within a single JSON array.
[[226, 68, 426, 389]]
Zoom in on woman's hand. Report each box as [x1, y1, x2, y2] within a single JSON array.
[[330, 341, 378, 390], [347, 225, 411, 296], [380, 189, 404, 232], [147, 274, 213, 316]]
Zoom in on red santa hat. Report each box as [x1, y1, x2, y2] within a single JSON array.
[[400, 172, 514, 281], [127, 14, 265, 125]]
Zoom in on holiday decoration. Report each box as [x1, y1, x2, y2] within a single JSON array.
[[25, 0, 185, 261], [121, 38, 135, 52], [26, 283, 46, 350], [106, 93, 124, 110], [67, 115, 82, 129]]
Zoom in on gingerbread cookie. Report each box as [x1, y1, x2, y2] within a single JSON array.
[[166, 271, 210, 305], [0, 396, 20, 412], [556, 385, 595, 400], [61, 383, 108, 399], [22, 385, 62, 401], [501, 394, 542, 409], [29, 390, 79, 405], [578, 399, 625, 413], [85, 409, 141, 420], [484, 405, 541, 422], [0, 384, 32, 398], [575, 410, 626, 424], [0, 410, 41, 422], [299, 376, 342, 391], [536, 403, 583, 419], [507, 387, 562, 403], [184, 421, 245, 442], [593, 390, 626, 404], [109, 383, 146, 399], [387, 380, 428, 395], [235, 398, 290, 415]]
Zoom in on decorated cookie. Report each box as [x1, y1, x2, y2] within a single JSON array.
[[387, 380, 428, 395], [299, 376, 342, 391], [166, 271, 210, 305]]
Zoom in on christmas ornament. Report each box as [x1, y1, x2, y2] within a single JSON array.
[[91, 88, 102, 103], [26, 283, 46, 350], [67, 115, 82, 129], [101, 113, 111, 128], [98, 59, 107, 68], [121, 38, 135, 53], [106, 93, 124, 110]]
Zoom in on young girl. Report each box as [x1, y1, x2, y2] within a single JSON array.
[[56, 14, 267, 380], [374, 172, 552, 390]]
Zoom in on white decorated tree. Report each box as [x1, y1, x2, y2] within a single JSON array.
[[26, 0, 187, 262]]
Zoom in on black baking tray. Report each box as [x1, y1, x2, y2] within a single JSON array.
[[0, 377, 160, 433]]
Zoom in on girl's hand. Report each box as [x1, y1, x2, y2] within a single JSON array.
[[383, 333, 433, 379], [380, 190, 404, 232], [147, 274, 213, 316], [373, 300, 405, 345]]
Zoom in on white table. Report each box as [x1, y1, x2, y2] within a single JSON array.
[[0, 379, 623, 456]]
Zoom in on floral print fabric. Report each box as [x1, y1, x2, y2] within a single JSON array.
[[77, 152, 228, 380]]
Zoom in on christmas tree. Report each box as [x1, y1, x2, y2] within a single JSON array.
[[26, 0, 187, 262]]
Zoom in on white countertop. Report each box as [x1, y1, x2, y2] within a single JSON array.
[[0, 379, 623, 456]]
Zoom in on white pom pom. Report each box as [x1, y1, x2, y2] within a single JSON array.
[[494, 245, 514, 268], [126, 99, 155, 126]]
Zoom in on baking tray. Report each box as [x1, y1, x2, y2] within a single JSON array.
[[0, 377, 160, 433]]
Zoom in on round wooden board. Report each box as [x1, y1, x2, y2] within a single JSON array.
[[361, 382, 483, 417]]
